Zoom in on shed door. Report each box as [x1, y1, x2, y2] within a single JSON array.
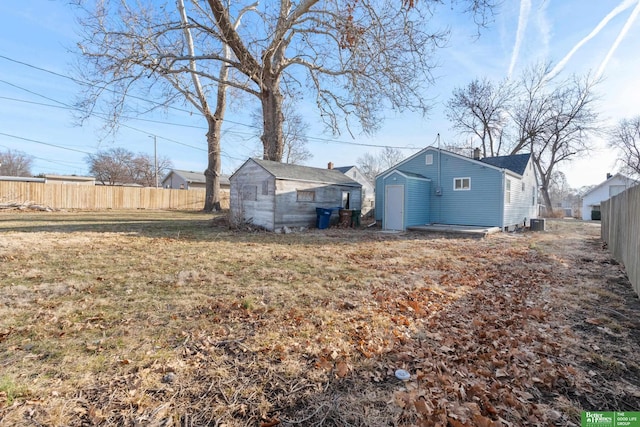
[[385, 185, 404, 230]]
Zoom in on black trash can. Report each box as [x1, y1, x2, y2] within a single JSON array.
[[351, 209, 361, 227], [316, 208, 332, 229]]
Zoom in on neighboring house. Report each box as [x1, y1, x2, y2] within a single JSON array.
[[230, 158, 362, 231], [0, 176, 45, 183], [162, 169, 230, 190], [332, 164, 375, 216], [581, 173, 638, 220], [44, 175, 96, 185], [375, 147, 538, 231]]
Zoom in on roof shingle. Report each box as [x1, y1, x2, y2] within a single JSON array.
[[480, 153, 531, 175], [251, 159, 360, 187]]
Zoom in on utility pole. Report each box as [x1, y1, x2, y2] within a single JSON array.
[[149, 135, 158, 188]]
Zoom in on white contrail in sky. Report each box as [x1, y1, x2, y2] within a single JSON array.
[[508, 0, 532, 78], [596, 0, 640, 79], [547, 0, 637, 80]]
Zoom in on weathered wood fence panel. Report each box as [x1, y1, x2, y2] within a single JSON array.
[[601, 184, 640, 297], [0, 181, 231, 210]]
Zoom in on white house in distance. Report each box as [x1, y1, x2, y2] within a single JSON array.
[[581, 173, 638, 220], [331, 164, 375, 217]]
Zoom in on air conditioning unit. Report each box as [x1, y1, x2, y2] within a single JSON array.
[[530, 218, 545, 231]]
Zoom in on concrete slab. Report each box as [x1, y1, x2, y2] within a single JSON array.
[[406, 224, 501, 237]]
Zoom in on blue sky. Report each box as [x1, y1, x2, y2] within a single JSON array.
[[1, 0, 639, 188]]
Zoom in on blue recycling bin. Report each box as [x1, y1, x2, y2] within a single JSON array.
[[316, 207, 333, 229]]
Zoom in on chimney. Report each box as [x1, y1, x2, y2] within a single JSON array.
[[328, 162, 334, 170], [473, 147, 481, 160], [606, 173, 612, 180]]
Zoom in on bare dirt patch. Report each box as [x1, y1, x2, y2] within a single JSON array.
[[0, 212, 638, 426]]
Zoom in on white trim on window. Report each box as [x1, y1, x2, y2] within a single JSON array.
[[505, 179, 512, 204], [425, 154, 433, 165], [453, 177, 471, 191]]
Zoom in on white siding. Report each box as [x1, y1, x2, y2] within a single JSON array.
[[582, 175, 638, 220], [503, 160, 538, 228]]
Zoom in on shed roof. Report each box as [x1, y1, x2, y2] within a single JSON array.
[[479, 153, 531, 175], [249, 159, 361, 187]]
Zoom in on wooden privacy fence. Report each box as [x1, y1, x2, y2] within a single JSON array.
[[601, 184, 640, 297], [0, 181, 229, 210]]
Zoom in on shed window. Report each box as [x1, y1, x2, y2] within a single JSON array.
[[243, 185, 257, 201], [297, 190, 315, 202], [505, 179, 511, 204], [262, 179, 269, 195], [522, 182, 525, 191], [425, 154, 433, 165], [453, 177, 470, 191]]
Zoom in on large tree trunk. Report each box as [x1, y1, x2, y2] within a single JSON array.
[[260, 75, 284, 161], [534, 158, 554, 215], [540, 183, 554, 216], [204, 114, 223, 212]]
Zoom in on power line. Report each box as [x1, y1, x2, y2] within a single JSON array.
[[0, 54, 424, 150], [0, 132, 94, 155]]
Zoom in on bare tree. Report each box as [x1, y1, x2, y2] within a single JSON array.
[[446, 77, 514, 157], [251, 100, 313, 165], [356, 152, 381, 183], [512, 65, 601, 214], [547, 170, 570, 209], [87, 148, 134, 185], [281, 109, 313, 165], [0, 149, 33, 177], [357, 147, 405, 182], [446, 63, 601, 214], [73, 0, 254, 211], [86, 147, 172, 186], [202, 0, 495, 161], [609, 116, 640, 177], [129, 154, 174, 187]]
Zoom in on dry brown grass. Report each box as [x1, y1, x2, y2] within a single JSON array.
[[0, 212, 638, 426]]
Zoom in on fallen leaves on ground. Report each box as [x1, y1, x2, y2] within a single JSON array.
[[0, 214, 638, 426]]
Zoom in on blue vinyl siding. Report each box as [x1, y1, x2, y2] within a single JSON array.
[[395, 149, 503, 226], [436, 154, 503, 226], [406, 177, 430, 226], [375, 148, 539, 229], [381, 171, 430, 228]]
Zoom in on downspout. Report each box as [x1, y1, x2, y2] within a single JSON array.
[[437, 144, 442, 223], [500, 170, 505, 231]]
